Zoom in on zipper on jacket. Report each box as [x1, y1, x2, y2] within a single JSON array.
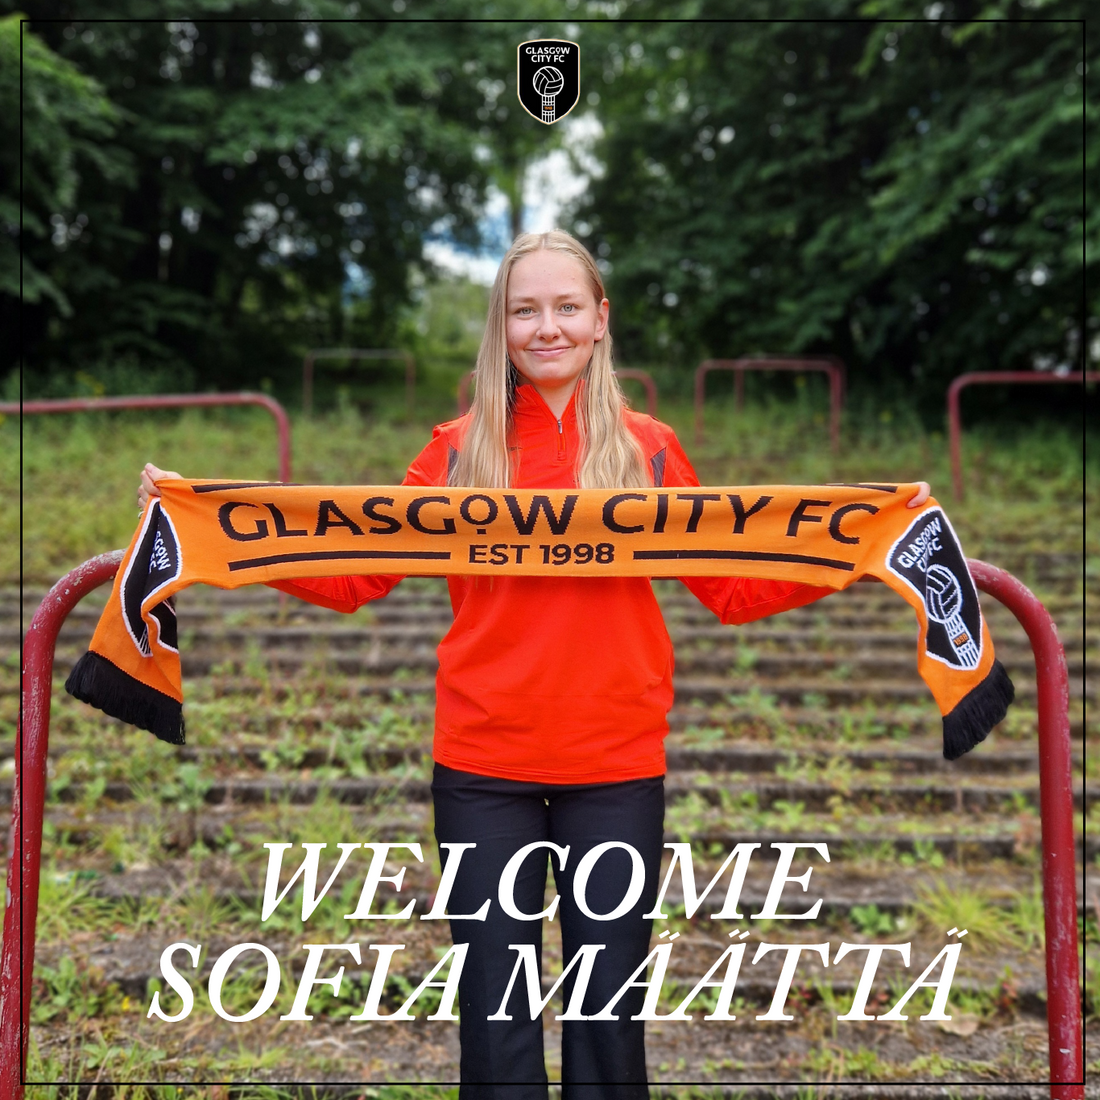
[[556, 417, 565, 461]]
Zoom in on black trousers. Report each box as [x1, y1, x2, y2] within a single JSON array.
[[431, 763, 665, 1100]]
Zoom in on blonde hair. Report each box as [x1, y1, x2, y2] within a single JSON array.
[[450, 230, 650, 489]]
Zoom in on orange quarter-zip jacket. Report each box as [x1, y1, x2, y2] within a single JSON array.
[[272, 385, 831, 783]]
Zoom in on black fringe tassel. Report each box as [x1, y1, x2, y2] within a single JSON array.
[[942, 658, 1015, 761], [65, 651, 185, 744]]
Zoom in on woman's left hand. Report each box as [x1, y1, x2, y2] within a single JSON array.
[[906, 481, 931, 509]]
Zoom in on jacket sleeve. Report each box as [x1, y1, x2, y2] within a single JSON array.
[[267, 428, 454, 614], [660, 429, 835, 625]]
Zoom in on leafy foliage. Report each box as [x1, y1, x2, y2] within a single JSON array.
[[7, 3, 515, 393], [5, 5, 1093, 415], [573, 4, 1093, 412], [0, 13, 126, 312]]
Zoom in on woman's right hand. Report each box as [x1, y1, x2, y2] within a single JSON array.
[[138, 462, 183, 511]]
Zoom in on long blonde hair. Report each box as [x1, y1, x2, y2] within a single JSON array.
[[449, 230, 650, 489]]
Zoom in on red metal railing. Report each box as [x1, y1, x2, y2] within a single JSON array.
[[0, 393, 292, 483], [947, 371, 1098, 500], [457, 370, 473, 415], [0, 556, 1082, 1097], [615, 369, 659, 418], [967, 561, 1081, 1099], [694, 358, 845, 451], [302, 348, 416, 417], [456, 368, 659, 418], [1, 551, 124, 1098]]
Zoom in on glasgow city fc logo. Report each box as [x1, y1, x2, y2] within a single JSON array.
[[886, 509, 982, 670], [517, 39, 580, 125], [121, 502, 181, 656]]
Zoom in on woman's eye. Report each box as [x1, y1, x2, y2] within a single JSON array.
[[561, 304, 576, 313]]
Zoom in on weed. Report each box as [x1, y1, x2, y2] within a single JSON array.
[[820, 754, 855, 792], [680, 724, 728, 746], [723, 686, 781, 722], [219, 1040, 294, 1074], [911, 880, 1020, 953], [837, 710, 887, 743], [97, 815, 166, 871], [992, 966, 1020, 1017], [777, 752, 855, 793], [1009, 877, 1045, 951], [802, 1044, 892, 1081], [259, 729, 309, 772], [322, 719, 390, 777], [774, 750, 804, 783], [79, 774, 108, 812], [898, 837, 946, 868], [733, 646, 757, 674], [906, 1051, 970, 1079], [385, 970, 445, 1017], [31, 955, 125, 1023], [665, 791, 714, 841], [116, 892, 169, 934], [850, 903, 896, 935], [769, 798, 808, 831], [174, 882, 238, 942], [200, 954, 292, 1021], [156, 762, 212, 815], [34, 869, 115, 940], [841, 838, 898, 865], [810, 978, 844, 1039], [152, 761, 213, 850]]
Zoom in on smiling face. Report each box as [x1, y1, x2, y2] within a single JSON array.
[[505, 249, 610, 418]]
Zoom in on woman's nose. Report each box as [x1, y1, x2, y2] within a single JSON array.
[[535, 309, 560, 339]]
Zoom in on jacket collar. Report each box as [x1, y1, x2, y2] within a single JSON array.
[[513, 381, 579, 427]]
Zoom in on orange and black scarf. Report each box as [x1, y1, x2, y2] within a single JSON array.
[[67, 480, 1014, 760]]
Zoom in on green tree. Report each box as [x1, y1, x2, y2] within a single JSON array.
[[7, 3, 515, 396], [573, 2, 1092, 412], [0, 14, 127, 332]]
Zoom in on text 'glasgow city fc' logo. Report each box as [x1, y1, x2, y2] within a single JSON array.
[[886, 508, 982, 671], [121, 502, 181, 657], [517, 39, 580, 125]]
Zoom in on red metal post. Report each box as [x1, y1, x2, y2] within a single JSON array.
[[457, 369, 475, 416], [403, 352, 415, 414], [0, 552, 124, 1100], [614, 369, 658, 418], [302, 349, 416, 417], [947, 371, 1098, 501], [826, 365, 843, 453], [694, 358, 845, 451], [968, 560, 1082, 1099], [1, 394, 292, 483], [304, 351, 315, 416]]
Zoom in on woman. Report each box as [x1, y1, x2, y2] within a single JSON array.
[[140, 230, 928, 1098]]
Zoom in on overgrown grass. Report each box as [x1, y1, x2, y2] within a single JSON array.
[[4, 395, 1086, 1087], [4, 397, 1090, 582]]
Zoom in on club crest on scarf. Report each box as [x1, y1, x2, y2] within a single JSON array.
[[122, 503, 181, 657], [517, 39, 580, 124], [887, 509, 982, 671]]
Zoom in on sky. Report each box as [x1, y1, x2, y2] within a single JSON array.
[[423, 114, 603, 285]]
